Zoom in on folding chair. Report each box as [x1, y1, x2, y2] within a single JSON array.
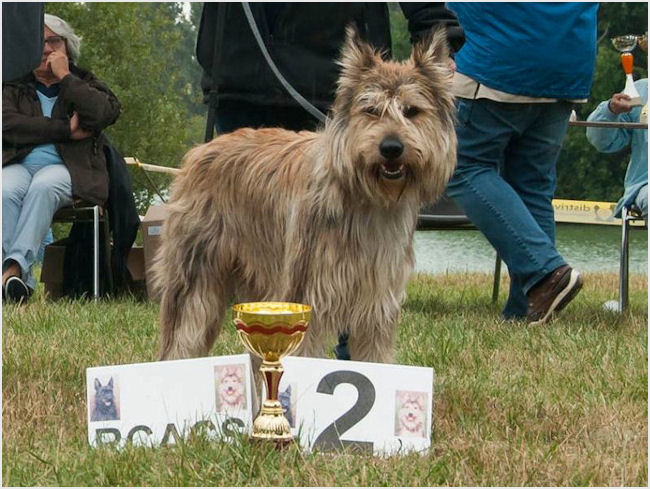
[[51, 201, 112, 299], [617, 204, 646, 312]]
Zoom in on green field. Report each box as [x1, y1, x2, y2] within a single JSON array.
[[2, 272, 647, 486]]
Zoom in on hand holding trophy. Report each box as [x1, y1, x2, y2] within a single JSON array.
[[611, 34, 643, 107], [233, 302, 311, 446]]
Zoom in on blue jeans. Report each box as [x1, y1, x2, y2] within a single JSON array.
[[2, 163, 73, 289], [447, 98, 572, 319]]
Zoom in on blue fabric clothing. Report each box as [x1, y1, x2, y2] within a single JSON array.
[[2, 82, 72, 289], [2, 163, 73, 290], [37, 228, 54, 263], [586, 79, 648, 217], [19, 88, 65, 170], [447, 99, 572, 318], [448, 2, 598, 99]]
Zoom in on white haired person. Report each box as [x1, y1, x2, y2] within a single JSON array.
[[2, 13, 120, 303]]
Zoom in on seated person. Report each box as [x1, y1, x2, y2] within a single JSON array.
[[2, 13, 120, 303], [586, 78, 648, 222]]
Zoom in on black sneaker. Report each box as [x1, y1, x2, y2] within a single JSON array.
[[4, 276, 31, 304], [526, 265, 583, 325]]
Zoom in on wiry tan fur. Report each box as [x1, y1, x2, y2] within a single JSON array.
[[153, 27, 456, 363]]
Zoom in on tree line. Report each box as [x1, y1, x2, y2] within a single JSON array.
[[46, 2, 647, 212]]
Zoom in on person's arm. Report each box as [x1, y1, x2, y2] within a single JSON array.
[[399, 3, 465, 55], [586, 95, 634, 153], [2, 85, 71, 146], [59, 71, 121, 134]]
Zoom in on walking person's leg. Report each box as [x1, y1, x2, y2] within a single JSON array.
[[447, 99, 569, 321], [502, 102, 582, 323]]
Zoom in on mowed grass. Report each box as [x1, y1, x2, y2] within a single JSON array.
[[2, 271, 647, 486]]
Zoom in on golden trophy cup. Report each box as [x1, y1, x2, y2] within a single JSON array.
[[612, 34, 643, 107], [233, 302, 311, 445]]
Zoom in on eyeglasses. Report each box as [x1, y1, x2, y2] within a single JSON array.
[[44, 36, 66, 48]]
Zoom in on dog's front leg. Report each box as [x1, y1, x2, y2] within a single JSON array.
[[278, 208, 332, 360]]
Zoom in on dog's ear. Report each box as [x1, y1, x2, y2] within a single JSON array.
[[411, 27, 450, 75], [94, 378, 101, 391], [108, 377, 114, 388], [332, 24, 379, 116], [338, 24, 376, 75]]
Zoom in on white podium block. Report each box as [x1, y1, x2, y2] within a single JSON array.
[[86, 354, 254, 448], [278, 357, 435, 456]]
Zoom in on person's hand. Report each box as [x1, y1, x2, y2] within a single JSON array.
[[69, 112, 93, 140], [608, 93, 634, 115], [46, 51, 71, 81]]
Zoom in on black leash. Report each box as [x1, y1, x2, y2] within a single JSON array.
[[241, 2, 328, 124]]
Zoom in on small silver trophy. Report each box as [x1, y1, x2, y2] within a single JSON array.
[[611, 35, 643, 107]]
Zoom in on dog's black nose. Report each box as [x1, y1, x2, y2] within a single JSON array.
[[379, 137, 404, 160]]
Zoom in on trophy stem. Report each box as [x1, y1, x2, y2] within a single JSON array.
[[250, 360, 292, 445], [261, 360, 284, 401], [621, 52, 634, 75]]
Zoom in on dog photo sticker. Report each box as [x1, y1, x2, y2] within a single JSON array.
[[89, 374, 120, 422], [278, 382, 297, 428], [214, 364, 247, 413], [394, 390, 428, 438]]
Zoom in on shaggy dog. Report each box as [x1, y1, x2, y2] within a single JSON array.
[[154, 26, 456, 363], [395, 391, 427, 438]]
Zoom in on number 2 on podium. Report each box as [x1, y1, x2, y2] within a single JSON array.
[[312, 371, 376, 454]]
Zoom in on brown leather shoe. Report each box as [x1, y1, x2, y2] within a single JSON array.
[[526, 265, 583, 325]]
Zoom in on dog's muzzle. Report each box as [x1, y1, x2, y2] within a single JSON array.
[[379, 137, 406, 180]]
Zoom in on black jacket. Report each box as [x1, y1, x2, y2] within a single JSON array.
[[3, 65, 121, 205], [62, 143, 140, 298], [197, 2, 464, 112]]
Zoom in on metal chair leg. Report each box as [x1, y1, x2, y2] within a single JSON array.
[[619, 207, 630, 313], [492, 253, 501, 303], [93, 205, 100, 299]]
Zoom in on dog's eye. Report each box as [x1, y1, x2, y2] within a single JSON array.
[[403, 106, 420, 119], [363, 106, 381, 117]]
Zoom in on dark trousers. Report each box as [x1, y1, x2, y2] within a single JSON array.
[[215, 102, 321, 134]]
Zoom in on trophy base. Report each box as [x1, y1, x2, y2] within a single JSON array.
[[249, 405, 294, 447], [249, 434, 294, 450]]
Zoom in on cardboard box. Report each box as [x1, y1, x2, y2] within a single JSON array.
[[141, 204, 168, 301], [41, 241, 147, 299], [127, 246, 145, 282], [40, 239, 67, 299]]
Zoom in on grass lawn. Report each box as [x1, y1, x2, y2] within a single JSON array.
[[2, 271, 647, 486]]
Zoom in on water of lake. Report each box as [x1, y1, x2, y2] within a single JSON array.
[[414, 223, 648, 275]]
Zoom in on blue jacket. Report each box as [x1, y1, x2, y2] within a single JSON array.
[[586, 79, 648, 217], [448, 2, 598, 99]]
